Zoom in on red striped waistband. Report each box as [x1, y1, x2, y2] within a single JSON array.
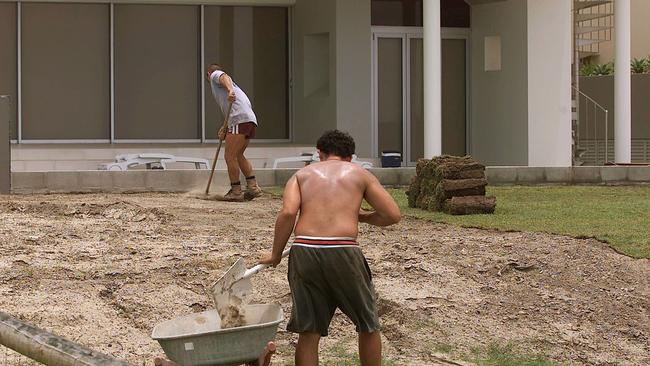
[[293, 236, 358, 246]]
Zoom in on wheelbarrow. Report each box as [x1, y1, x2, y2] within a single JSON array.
[[151, 304, 283, 366]]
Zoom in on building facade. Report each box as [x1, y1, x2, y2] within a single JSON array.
[[0, 0, 634, 170]]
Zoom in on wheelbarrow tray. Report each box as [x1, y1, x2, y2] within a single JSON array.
[[151, 304, 283, 366]]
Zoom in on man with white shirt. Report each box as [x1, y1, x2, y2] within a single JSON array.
[[206, 64, 262, 202]]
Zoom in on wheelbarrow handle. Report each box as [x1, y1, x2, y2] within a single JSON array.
[[242, 248, 291, 280]]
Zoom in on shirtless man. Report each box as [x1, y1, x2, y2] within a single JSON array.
[[259, 130, 401, 366]]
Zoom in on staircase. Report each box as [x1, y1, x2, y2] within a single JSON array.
[[572, 0, 614, 165], [574, 0, 614, 60]]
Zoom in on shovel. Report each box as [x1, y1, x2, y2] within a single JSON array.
[[203, 101, 233, 197], [210, 249, 291, 315]]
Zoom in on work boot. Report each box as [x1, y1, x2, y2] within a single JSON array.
[[221, 184, 245, 202], [244, 185, 263, 200], [244, 176, 263, 200]]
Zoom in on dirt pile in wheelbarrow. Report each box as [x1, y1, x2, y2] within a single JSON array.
[[0, 193, 648, 365]]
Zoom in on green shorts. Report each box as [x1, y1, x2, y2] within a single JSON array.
[[287, 238, 380, 336]]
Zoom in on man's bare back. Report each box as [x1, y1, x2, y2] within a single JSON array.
[[260, 153, 400, 266], [293, 159, 366, 238]]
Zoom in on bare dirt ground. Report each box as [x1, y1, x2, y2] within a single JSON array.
[[1, 193, 649, 366]]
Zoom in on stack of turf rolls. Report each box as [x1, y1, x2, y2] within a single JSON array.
[[406, 156, 496, 215]]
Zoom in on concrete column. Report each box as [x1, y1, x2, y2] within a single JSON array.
[[0, 96, 10, 193], [423, 0, 441, 158], [526, 0, 572, 167], [615, 0, 631, 163]]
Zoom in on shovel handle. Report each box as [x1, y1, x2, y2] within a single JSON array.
[[242, 248, 291, 279]]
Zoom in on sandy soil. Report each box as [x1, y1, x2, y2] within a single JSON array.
[[0, 193, 648, 366]]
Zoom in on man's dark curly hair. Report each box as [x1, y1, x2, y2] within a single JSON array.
[[316, 130, 356, 159]]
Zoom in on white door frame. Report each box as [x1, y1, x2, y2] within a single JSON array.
[[371, 26, 470, 164]]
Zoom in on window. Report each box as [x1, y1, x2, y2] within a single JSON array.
[[21, 3, 110, 140], [204, 6, 289, 140], [114, 4, 200, 140], [0, 3, 16, 140], [10, 3, 289, 142]]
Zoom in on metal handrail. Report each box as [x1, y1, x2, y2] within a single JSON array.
[[572, 86, 609, 165], [572, 86, 607, 111]]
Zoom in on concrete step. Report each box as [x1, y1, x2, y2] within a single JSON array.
[[10, 166, 650, 194]]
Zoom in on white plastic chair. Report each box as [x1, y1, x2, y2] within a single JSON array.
[[99, 153, 209, 171], [272, 152, 373, 169]]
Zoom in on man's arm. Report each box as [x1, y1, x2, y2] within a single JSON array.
[[259, 175, 301, 266], [218, 73, 237, 102], [358, 172, 401, 227]]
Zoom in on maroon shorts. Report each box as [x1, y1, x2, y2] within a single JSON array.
[[228, 122, 256, 139]]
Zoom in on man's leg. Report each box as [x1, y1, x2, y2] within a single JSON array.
[[234, 139, 262, 200], [245, 341, 276, 366], [295, 332, 320, 366], [153, 357, 178, 366], [358, 331, 382, 366], [223, 133, 248, 200], [236, 139, 253, 177]]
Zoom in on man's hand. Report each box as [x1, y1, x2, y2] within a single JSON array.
[[228, 90, 236, 103], [218, 126, 227, 140], [259, 253, 282, 267]]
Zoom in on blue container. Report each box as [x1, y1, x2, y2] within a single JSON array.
[[381, 151, 402, 167]]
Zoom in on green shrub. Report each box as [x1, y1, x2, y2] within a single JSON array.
[[579, 63, 597, 77], [580, 62, 614, 76], [593, 62, 614, 75], [582, 57, 650, 76], [631, 57, 649, 74]]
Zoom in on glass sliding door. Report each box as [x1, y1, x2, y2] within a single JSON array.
[[376, 36, 404, 157], [409, 37, 424, 161], [373, 28, 468, 164], [0, 3, 17, 140], [441, 39, 467, 157]]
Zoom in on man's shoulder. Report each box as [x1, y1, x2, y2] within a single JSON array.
[[297, 161, 368, 178], [210, 70, 226, 83]]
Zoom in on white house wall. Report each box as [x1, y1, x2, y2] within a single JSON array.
[[292, 0, 338, 146], [335, 0, 372, 158], [526, 0, 572, 167], [469, 0, 529, 166], [292, 0, 373, 156]]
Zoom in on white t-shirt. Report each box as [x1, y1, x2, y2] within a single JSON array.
[[209, 70, 258, 127]]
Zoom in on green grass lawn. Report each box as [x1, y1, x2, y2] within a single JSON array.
[[391, 186, 650, 259], [267, 185, 650, 258]]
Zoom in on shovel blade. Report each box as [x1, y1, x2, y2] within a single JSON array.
[[210, 258, 251, 309]]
